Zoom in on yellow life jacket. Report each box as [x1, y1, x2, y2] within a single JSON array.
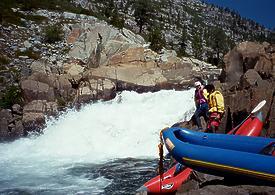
[[208, 90, 225, 113]]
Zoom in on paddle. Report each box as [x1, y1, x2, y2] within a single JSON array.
[[251, 100, 266, 114], [229, 100, 266, 134]]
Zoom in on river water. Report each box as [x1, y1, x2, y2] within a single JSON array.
[[0, 89, 195, 194]]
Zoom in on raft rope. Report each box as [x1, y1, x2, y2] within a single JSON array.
[[158, 127, 168, 192]]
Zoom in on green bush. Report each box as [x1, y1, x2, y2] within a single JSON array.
[[43, 24, 64, 43], [0, 85, 23, 109], [0, 54, 10, 65], [110, 12, 125, 29], [1, 8, 25, 26], [0, 76, 5, 83], [57, 96, 66, 108], [22, 14, 47, 24], [9, 67, 21, 82], [15, 49, 40, 60]]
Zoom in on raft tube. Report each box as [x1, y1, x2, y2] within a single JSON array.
[[140, 112, 265, 193], [162, 128, 275, 182]]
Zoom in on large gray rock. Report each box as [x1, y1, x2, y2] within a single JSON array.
[[0, 109, 24, 139], [0, 109, 12, 138], [12, 104, 23, 115], [10, 120, 24, 137], [240, 69, 262, 88], [22, 112, 46, 132], [68, 23, 145, 64], [21, 79, 55, 102], [88, 66, 167, 87], [75, 78, 116, 104], [223, 41, 272, 82], [64, 63, 85, 76], [23, 100, 58, 114], [21, 72, 77, 104], [272, 53, 275, 78], [108, 47, 145, 66], [22, 100, 58, 132], [30, 60, 52, 74], [54, 74, 76, 101], [254, 56, 273, 77], [223, 47, 243, 82], [236, 41, 266, 59]]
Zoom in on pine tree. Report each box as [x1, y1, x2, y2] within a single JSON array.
[[103, 0, 115, 18], [192, 30, 203, 60], [267, 28, 275, 44], [109, 6, 125, 29], [178, 27, 189, 57], [132, 0, 154, 33], [207, 27, 229, 66], [148, 25, 166, 52]]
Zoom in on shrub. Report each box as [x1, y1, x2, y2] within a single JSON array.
[[110, 12, 125, 29], [15, 49, 40, 60], [0, 54, 10, 65], [0, 85, 23, 109], [43, 24, 64, 43], [1, 8, 25, 26], [22, 14, 47, 24], [9, 67, 21, 82], [57, 96, 66, 108], [0, 76, 5, 83]]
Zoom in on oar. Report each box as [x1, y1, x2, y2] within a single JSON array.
[[229, 100, 266, 134]]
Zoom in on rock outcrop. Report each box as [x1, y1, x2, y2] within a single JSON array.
[[22, 100, 58, 132], [0, 105, 24, 140], [176, 42, 275, 136], [220, 41, 275, 136], [224, 41, 274, 83]]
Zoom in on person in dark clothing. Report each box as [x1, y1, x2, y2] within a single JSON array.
[[193, 81, 209, 130]]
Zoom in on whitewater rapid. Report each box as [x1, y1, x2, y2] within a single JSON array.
[[0, 89, 195, 194]]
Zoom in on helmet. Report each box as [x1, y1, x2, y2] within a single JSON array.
[[194, 81, 202, 87], [204, 84, 215, 92]]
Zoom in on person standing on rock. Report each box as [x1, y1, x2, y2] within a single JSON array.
[[204, 84, 225, 133], [193, 81, 209, 131]]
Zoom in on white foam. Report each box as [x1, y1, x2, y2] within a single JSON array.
[[0, 89, 195, 164]]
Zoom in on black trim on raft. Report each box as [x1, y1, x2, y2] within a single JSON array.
[[183, 157, 275, 182]]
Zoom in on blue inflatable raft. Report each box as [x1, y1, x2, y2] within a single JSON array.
[[162, 127, 275, 182]]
